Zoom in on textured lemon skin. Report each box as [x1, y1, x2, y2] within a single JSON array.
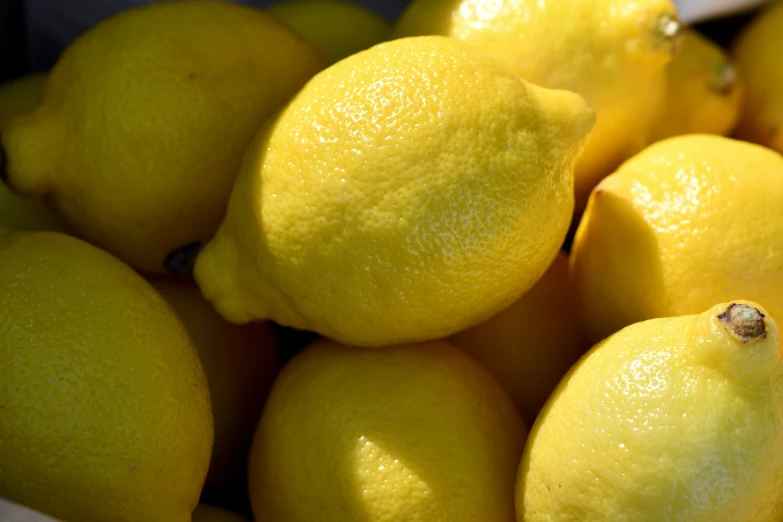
[[249, 339, 526, 522], [1, 0, 325, 274], [651, 29, 743, 141], [192, 504, 250, 522], [195, 35, 593, 347], [733, 1, 783, 152], [149, 277, 279, 495], [393, 0, 679, 212], [449, 252, 591, 425], [0, 231, 213, 522], [518, 301, 783, 522], [269, 0, 392, 64], [0, 74, 66, 232], [572, 134, 783, 342]]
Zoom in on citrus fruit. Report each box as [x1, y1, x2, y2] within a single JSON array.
[[0, 230, 213, 522], [571, 134, 783, 342], [195, 35, 594, 346], [269, 0, 391, 64], [0, 0, 325, 273], [393, 0, 682, 212], [249, 338, 526, 522], [519, 301, 783, 521]]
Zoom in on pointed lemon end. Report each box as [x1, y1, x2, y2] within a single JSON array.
[[193, 230, 278, 326], [194, 235, 248, 324], [1, 113, 60, 197], [534, 86, 596, 155]]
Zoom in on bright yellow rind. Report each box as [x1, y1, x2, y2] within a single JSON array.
[[393, 0, 681, 212], [651, 29, 743, 141], [733, 1, 783, 152], [519, 300, 783, 521], [572, 134, 783, 342], [195, 35, 594, 347], [250, 339, 526, 522]]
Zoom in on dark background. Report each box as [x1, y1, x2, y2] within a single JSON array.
[[0, 0, 26, 81]]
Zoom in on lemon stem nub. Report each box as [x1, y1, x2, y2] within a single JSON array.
[[718, 303, 767, 343], [710, 62, 738, 96], [656, 13, 683, 56]]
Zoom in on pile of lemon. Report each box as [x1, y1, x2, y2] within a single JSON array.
[[2, 0, 783, 521]]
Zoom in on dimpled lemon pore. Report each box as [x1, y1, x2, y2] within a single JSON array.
[[195, 35, 594, 346]]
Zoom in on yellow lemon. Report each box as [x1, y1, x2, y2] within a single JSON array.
[[195, 35, 594, 347], [519, 301, 783, 521], [393, 0, 682, 212], [249, 339, 526, 522], [571, 134, 783, 342], [269, 0, 391, 64], [0, 73, 47, 124], [449, 252, 591, 425], [192, 504, 250, 522], [148, 277, 280, 498], [651, 28, 743, 141], [0, 74, 65, 232], [0, 230, 213, 522], [0, 0, 325, 274], [733, 1, 783, 152]]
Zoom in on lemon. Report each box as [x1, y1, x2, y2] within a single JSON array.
[[0, 74, 65, 232], [0, 0, 325, 274], [192, 504, 249, 522], [194, 35, 594, 347], [393, 0, 682, 213], [651, 28, 743, 141], [449, 252, 591, 425], [571, 134, 783, 342], [249, 338, 526, 522], [0, 74, 47, 124], [733, 1, 783, 152], [519, 301, 783, 521], [269, 0, 391, 64], [148, 276, 279, 498], [0, 231, 213, 522]]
